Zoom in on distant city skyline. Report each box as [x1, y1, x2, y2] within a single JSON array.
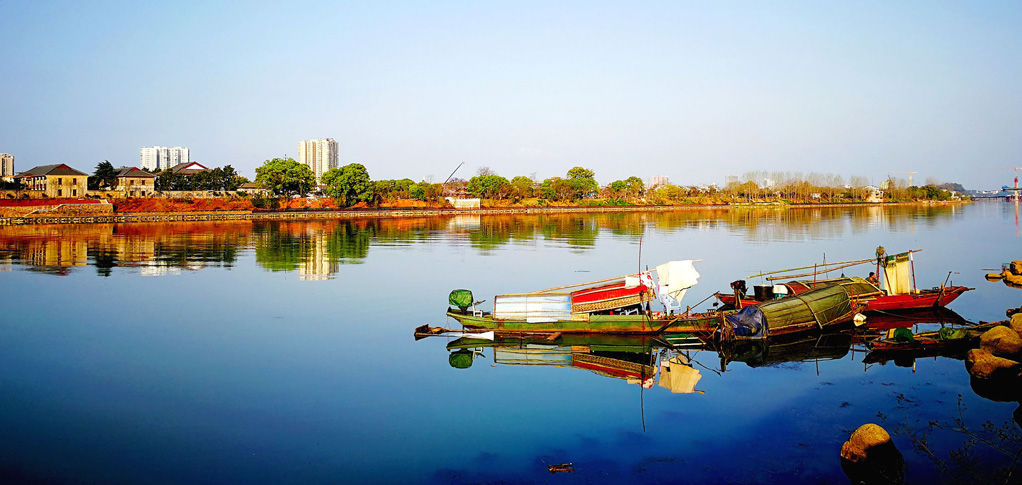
[[2, 2, 1021, 190]]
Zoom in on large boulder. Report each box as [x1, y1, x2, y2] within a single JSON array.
[[1011, 314, 1022, 336], [966, 348, 993, 372], [969, 353, 1021, 380], [841, 424, 891, 462], [840, 424, 904, 485], [980, 326, 1022, 357]]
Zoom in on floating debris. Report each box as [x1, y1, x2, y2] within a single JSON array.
[[547, 463, 574, 474]]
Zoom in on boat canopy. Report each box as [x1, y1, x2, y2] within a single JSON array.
[[723, 284, 857, 339]]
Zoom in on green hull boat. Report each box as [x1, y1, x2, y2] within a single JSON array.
[[445, 308, 722, 335]]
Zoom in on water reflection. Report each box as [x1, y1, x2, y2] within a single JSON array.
[[435, 307, 989, 394], [441, 330, 862, 393], [0, 205, 968, 276]]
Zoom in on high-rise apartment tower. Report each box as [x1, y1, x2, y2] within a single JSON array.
[[297, 138, 338, 185], [140, 146, 189, 171], [0, 153, 13, 178]]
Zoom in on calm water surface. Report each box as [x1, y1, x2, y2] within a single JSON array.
[[1, 202, 1020, 483]]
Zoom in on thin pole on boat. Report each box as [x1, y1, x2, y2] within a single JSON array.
[[747, 258, 874, 278], [639, 236, 645, 333], [767, 260, 872, 281], [910, 252, 917, 292]]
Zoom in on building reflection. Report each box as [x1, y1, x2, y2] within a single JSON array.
[[298, 229, 337, 281]]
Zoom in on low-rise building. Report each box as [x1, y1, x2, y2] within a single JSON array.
[[114, 167, 158, 197], [15, 164, 88, 198], [168, 161, 208, 176], [237, 182, 270, 196]]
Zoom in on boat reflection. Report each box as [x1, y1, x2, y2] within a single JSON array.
[[446, 334, 678, 390], [438, 307, 985, 390], [442, 330, 863, 393]]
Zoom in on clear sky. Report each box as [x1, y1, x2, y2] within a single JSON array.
[[2, 1, 1020, 190]]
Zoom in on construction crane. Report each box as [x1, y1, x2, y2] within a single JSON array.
[[892, 171, 917, 187]]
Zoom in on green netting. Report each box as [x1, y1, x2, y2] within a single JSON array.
[[757, 285, 855, 333], [938, 327, 968, 340], [449, 289, 474, 310]]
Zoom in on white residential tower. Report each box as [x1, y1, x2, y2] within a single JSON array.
[[297, 138, 338, 184], [140, 146, 189, 171]]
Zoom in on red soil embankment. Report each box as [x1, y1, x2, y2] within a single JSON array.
[[112, 198, 256, 212], [0, 199, 101, 207]]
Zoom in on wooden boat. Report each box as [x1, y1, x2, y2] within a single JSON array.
[[716, 277, 971, 312], [445, 260, 861, 337], [715, 248, 972, 312], [862, 320, 1005, 364]]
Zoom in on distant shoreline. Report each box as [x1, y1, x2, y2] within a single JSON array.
[[0, 200, 973, 226]]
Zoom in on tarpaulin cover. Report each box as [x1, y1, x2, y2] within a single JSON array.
[[892, 327, 915, 343], [725, 306, 767, 338], [449, 289, 474, 309], [938, 327, 968, 340]]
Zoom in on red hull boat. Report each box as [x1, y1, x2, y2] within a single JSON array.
[[715, 277, 972, 313]]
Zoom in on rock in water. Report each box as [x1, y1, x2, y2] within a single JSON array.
[[966, 348, 993, 372], [841, 424, 890, 462], [840, 424, 904, 485], [969, 354, 1021, 380], [1011, 314, 1022, 335], [980, 326, 1022, 356]]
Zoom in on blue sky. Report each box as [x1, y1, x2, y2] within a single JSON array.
[[2, 1, 1020, 189]]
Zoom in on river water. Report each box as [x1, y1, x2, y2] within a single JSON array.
[[0, 201, 1019, 483]]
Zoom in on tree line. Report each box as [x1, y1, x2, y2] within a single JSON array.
[[251, 160, 965, 208], [87, 161, 249, 192]]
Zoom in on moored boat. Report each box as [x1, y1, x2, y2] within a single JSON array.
[[715, 248, 972, 313], [445, 260, 862, 337], [863, 320, 1005, 363]]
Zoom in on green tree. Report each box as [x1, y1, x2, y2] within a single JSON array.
[[92, 160, 117, 190], [156, 168, 192, 191], [322, 163, 374, 207], [510, 176, 534, 200], [255, 158, 315, 200], [624, 176, 645, 197], [219, 165, 245, 191], [540, 178, 575, 201], [467, 174, 511, 199], [567, 167, 595, 180], [565, 166, 598, 200]]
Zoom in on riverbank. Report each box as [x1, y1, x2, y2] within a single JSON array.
[[0, 199, 974, 226]]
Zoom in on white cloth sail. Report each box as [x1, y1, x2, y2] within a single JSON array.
[[656, 260, 700, 313]]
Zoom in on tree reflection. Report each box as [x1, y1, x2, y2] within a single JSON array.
[[0, 205, 967, 276], [327, 221, 372, 264]]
